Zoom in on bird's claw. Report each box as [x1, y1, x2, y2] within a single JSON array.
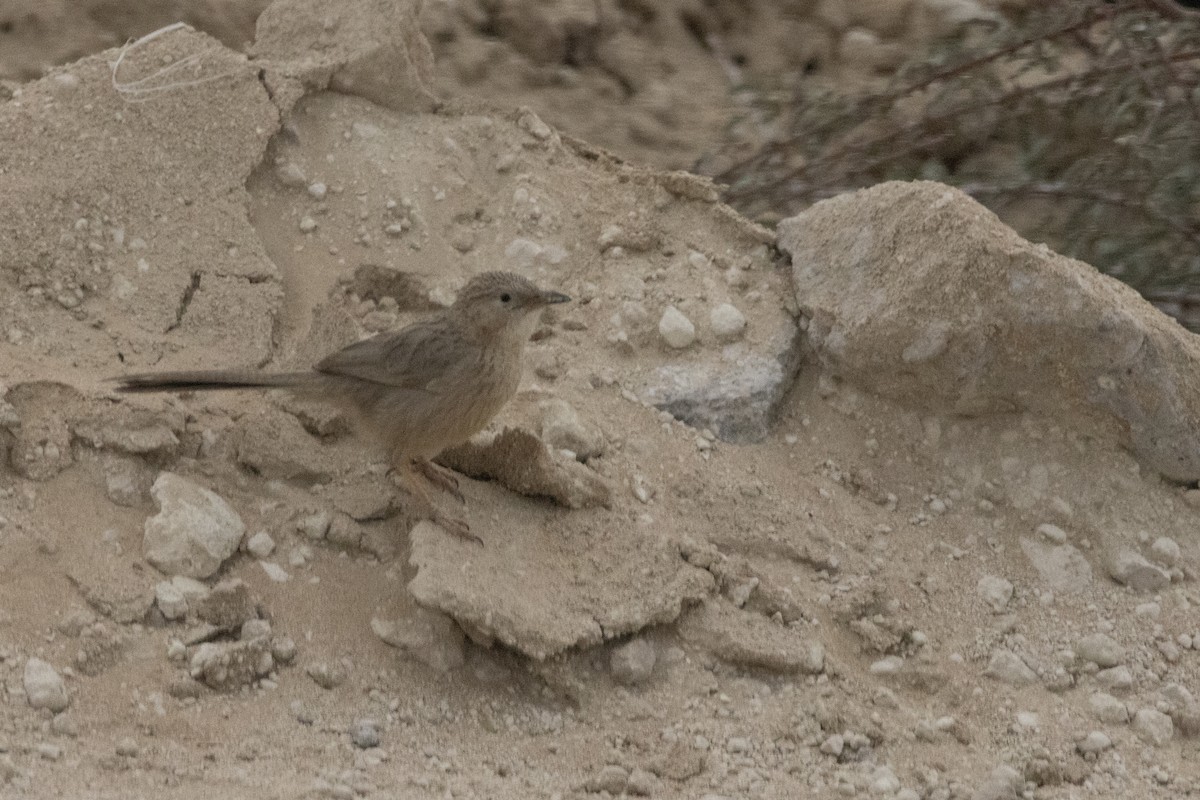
[[432, 513, 482, 546], [416, 459, 465, 503]]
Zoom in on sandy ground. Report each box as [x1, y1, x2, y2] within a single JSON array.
[[0, 2, 1198, 799]]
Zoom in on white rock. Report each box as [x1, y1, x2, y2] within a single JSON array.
[[260, 562, 289, 583], [298, 216, 317, 233], [1089, 692, 1129, 724], [307, 182, 327, 200], [143, 473, 245, 578], [984, 649, 1037, 685], [371, 608, 465, 673], [820, 734, 844, 756], [1096, 665, 1134, 691], [155, 580, 189, 621], [658, 306, 696, 349], [24, 658, 69, 712], [709, 303, 747, 341], [1149, 536, 1181, 567], [539, 399, 604, 460], [869, 766, 900, 795], [1076, 730, 1112, 754], [1107, 548, 1169, 592], [976, 574, 1013, 612], [869, 655, 904, 674], [1133, 708, 1174, 746], [1076, 633, 1126, 668], [1036, 523, 1068, 544], [610, 638, 657, 685], [246, 530, 275, 558]]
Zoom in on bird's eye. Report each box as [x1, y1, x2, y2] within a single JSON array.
[[500, 293, 512, 303]]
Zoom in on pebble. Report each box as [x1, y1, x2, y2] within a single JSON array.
[[241, 619, 272, 640], [588, 765, 629, 794], [23, 658, 69, 712], [658, 305, 696, 349], [276, 162, 306, 186], [869, 656, 904, 675], [260, 561, 290, 583], [37, 743, 62, 761], [869, 766, 900, 794], [726, 736, 751, 754], [1076, 730, 1112, 754], [1095, 665, 1134, 691], [307, 182, 327, 200], [976, 574, 1013, 612], [246, 530, 275, 558], [142, 473, 245, 579], [115, 737, 139, 757], [299, 216, 318, 233], [1089, 692, 1129, 724], [1132, 708, 1174, 745], [271, 637, 298, 664], [297, 511, 332, 540], [1076, 633, 1125, 668], [610, 638, 656, 685], [306, 662, 345, 690], [171, 576, 211, 605], [983, 649, 1037, 685], [1149, 536, 1181, 567], [155, 580, 189, 621], [1036, 523, 1068, 544], [350, 719, 381, 749], [371, 610, 465, 673], [820, 734, 844, 756], [709, 303, 747, 341], [1107, 547, 1170, 592]]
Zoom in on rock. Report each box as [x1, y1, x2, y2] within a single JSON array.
[[678, 600, 824, 675], [658, 305, 696, 349], [23, 658, 69, 712], [1036, 523, 1068, 544], [296, 510, 332, 540], [1089, 692, 1129, 724], [983, 649, 1037, 685], [350, 718, 381, 749], [408, 520, 714, 660], [820, 734, 844, 756], [371, 608, 465, 673], [246, 531, 275, 558], [1076, 730, 1113, 755], [538, 399, 604, 460], [586, 765, 629, 795], [976, 575, 1013, 612], [241, 619, 272, 640], [1076, 633, 1125, 668], [189, 639, 273, 690], [972, 764, 1023, 800], [777, 181, 1200, 483], [143, 473, 245, 579], [171, 576, 210, 605], [1149, 536, 1181, 567], [1018, 538, 1092, 593], [1107, 547, 1170, 592], [641, 323, 802, 442], [155, 581, 189, 621], [709, 303, 747, 341], [626, 767, 659, 796], [610, 638, 657, 685], [305, 662, 345, 690], [651, 739, 705, 781], [438, 427, 611, 510], [1132, 708, 1174, 746], [1096, 665, 1134, 691], [192, 579, 257, 632], [260, 562, 290, 582], [271, 636, 297, 664]]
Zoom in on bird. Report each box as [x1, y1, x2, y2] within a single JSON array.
[[115, 271, 571, 542]]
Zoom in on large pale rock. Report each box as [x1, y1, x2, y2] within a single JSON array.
[[778, 181, 1200, 482], [1018, 538, 1092, 593], [143, 473, 246, 579], [23, 658, 69, 712], [408, 521, 714, 660]]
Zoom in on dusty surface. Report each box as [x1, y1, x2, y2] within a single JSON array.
[[0, 2, 1197, 800]]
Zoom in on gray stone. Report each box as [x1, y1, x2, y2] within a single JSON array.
[[610, 638, 657, 685], [538, 399, 604, 460], [1089, 692, 1129, 724], [971, 764, 1022, 800], [1076, 633, 1125, 668], [976, 574, 1013, 612], [642, 327, 802, 443], [246, 530, 275, 558], [371, 608, 465, 673], [189, 639, 273, 690], [586, 765, 629, 795], [1106, 548, 1169, 592], [776, 181, 1200, 482], [658, 305, 695, 349], [1132, 708, 1174, 746], [23, 658, 69, 712], [1076, 731, 1112, 754], [154, 580, 189, 621], [143, 473, 245, 578], [1018, 538, 1092, 593], [1096, 665, 1134, 691], [1149, 536, 1181, 567], [350, 718, 381, 749], [983, 649, 1037, 685]]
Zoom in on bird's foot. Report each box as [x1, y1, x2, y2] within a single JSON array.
[[430, 510, 482, 546], [415, 458, 465, 503]]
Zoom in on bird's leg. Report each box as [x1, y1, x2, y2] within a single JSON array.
[[395, 458, 480, 545], [412, 457, 465, 503]]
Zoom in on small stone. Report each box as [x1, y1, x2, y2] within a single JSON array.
[[298, 216, 317, 233], [24, 658, 69, 712], [155, 580, 189, 621], [658, 305, 696, 349], [1107, 547, 1170, 592], [193, 578, 255, 631], [539, 399, 604, 460], [276, 161, 306, 186], [350, 719, 381, 749], [307, 182, 327, 200], [50, 713, 78, 737], [610, 638, 657, 685], [1096, 665, 1134, 691], [726, 736, 751, 754], [306, 662, 344, 690], [976, 574, 1013, 612], [143, 473, 245, 579], [1132, 708, 1174, 746], [1134, 602, 1161, 618], [820, 734, 844, 756], [371, 609, 465, 673], [271, 636, 297, 664], [709, 303, 747, 341], [869, 655, 904, 674], [1149, 537, 1181, 567], [587, 765, 629, 795], [171, 576, 210, 605], [869, 766, 900, 795], [1076, 730, 1112, 754], [115, 737, 139, 757], [260, 561, 290, 583], [984, 649, 1037, 685], [972, 765, 1023, 800], [1089, 692, 1129, 724], [627, 767, 659, 796], [37, 743, 62, 761], [190, 639, 273, 690], [240, 619, 272, 640], [1036, 523, 1068, 544], [1077, 633, 1125, 668], [246, 531, 275, 558]]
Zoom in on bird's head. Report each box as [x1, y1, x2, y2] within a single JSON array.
[[452, 271, 570, 338]]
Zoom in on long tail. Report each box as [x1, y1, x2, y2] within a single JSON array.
[[112, 370, 315, 394]]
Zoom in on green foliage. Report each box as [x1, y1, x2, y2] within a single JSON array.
[[718, 1, 1200, 322]]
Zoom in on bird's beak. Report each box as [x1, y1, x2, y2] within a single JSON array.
[[536, 290, 571, 306]]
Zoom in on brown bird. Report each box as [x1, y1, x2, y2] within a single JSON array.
[[115, 271, 571, 542]]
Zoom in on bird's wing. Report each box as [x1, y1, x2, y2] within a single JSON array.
[[314, 316, 467, 392]]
